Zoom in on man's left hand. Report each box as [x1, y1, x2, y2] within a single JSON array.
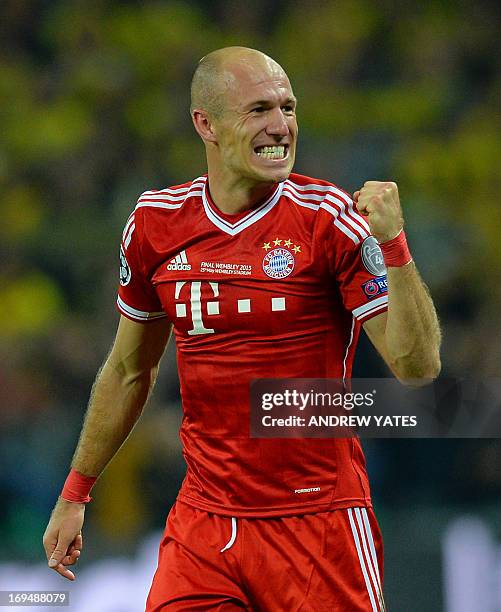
[[353, 181, 404, 243]]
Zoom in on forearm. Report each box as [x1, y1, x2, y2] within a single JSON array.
[[385, 262, 441, 379], [71, 359, 158, 477]]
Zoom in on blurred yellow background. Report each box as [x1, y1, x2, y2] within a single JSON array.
[[1, 2, 500, 610]]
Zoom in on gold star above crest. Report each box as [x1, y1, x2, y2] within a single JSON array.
[[293, 245, 301, 254], [273, 237, 282, 246], [284, 239, 293, 248], [262, 242, 271, 251]]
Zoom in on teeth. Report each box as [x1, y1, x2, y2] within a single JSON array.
[[256, 145, 286, 159]]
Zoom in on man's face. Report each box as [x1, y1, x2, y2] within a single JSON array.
[[211, 62, 298, 185]]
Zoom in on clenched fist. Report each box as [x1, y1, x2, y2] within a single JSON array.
[[353, 181, 404, 244]]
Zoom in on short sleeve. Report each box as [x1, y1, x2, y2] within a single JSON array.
[[116, 209, 167, 323], [321, 192, 388, 324]]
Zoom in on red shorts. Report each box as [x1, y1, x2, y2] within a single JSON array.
[[146, 501, 385, 611]]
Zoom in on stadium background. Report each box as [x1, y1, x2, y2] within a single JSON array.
[[1, 1, 500, 610]]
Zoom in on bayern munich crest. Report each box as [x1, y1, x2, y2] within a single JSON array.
[[262, 248, 295, 279]]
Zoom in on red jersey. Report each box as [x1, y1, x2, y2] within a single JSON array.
[[117, 173, 388, 517]]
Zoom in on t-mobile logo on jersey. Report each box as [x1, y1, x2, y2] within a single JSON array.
[[175, 281, 219, 335], [174, 281, 286, 335]]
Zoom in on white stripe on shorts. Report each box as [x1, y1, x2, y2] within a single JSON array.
[[348, 508, 379, 612], [361, 508, 383, 592], [354, 508, 385, 610]]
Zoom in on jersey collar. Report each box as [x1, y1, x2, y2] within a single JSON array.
[[201, 178, 284, 236]]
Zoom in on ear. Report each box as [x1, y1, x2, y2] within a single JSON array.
[[192, 109, 218, 143]]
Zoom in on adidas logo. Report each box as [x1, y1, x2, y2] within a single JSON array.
[[167, 250, 191, 271]]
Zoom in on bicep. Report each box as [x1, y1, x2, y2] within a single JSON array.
[[107, 315, 172, 379]]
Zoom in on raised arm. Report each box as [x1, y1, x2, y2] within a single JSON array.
[[355, 181, 441, 382], [43, 315, 172, 580]]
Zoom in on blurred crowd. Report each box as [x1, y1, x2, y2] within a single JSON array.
[[1, 0, 500, 562]]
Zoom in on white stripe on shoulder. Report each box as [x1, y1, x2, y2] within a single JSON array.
[[117, 296, 167, 321], [294, 180, 370, 233], [282, 188, 321, 211], [327, 184, 369, 232], [324, 193, 369, 239], [122, 214, 135, 241], [285, 180, 370, 242], [136, 200, 185, 211], [346, 196, 371, 233], [138, 192, 193, 203], [141, 185, 190, 197], [320, 202, 361, 244], [136, 192, 202, 208], [136, 177, 206, 210], [330, 187, 371, 234], [123, 223, 135, 249], [140, 177, 206, 197], [285, 181, 336, 193], [284, 181, 324, 203]]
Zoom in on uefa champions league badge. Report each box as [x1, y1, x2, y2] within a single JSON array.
[[361, 236, 387, 276], [119, 245, 131, 286], [261, 237, 301, 279]]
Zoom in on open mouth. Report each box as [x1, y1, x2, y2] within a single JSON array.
[[254, 145, 289, 160]]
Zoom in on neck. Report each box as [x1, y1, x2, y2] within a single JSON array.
[[207, 166, 277, 214]]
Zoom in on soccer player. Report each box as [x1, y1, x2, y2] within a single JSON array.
[[43, 47, 441, 610]]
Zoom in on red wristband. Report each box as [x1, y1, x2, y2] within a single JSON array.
[[379, 229, 413, 267], [61, 468, 97, 503]]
